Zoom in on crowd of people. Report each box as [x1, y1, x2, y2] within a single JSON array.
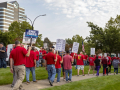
[[0, 41, 120, 90]]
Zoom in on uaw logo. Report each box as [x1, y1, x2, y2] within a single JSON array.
[[78, 55, 81, 60]]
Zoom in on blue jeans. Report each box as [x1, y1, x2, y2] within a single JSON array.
[[39, 59, 42, 67], [26, 67, 36, 82], [114, 68, 118, 74], [47, 65, 56, 83], [36, 60, 39, 67], [84, 60, 87, 66], [56, 68, 61, 82], [65, 69, 72, 81], [0, 58, 6, 68]]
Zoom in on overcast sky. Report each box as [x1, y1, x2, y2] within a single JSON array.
[[1, 0, 120, 42]]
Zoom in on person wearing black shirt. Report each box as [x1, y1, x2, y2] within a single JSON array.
[[0, 42, 7, 68], [94, 56, 101, 76]]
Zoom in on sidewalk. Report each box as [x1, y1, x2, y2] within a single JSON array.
[[0, 73, 115, 90]]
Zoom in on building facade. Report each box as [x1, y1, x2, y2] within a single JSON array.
[[0, 1, 26, 32]]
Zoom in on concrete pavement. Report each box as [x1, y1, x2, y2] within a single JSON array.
[[0, 73, 115, 90]]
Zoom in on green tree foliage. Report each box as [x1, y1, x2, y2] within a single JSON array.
[[66, 34, 84, 54], [0, 31, 17, 46], [8, 21, 32, 42], [44, 37, 53, 48], [86, 15, 120, 54], [35, 34, 43, 48]]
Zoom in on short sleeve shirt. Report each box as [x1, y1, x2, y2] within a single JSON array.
[[45, 52, 56, 65], [10, 46, 27, 66], [26, 50, 36, 67], [63, 55, 73, 69], [0, 46, 7, 58], [35, 51, 39, 61], [88, 57, 95, 66], [76, 54, 85, 65], [55, 55, 62, 68]]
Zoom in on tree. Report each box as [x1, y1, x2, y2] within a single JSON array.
[[0, 31, 17, 46], [8, 21, 32, 42], [35, 34, 43, 48], [66, 34, 84, 54], [86, 15, 120, 55], [44, 37, 53, 48]]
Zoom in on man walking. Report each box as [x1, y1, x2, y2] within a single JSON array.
[[0, 42, 7, 68], [63, 51, 74, 82], [76, 52, 85, 76], [26, 47, 37, 84], [10, 41, 31, 90], [45, 48, 56, 86]]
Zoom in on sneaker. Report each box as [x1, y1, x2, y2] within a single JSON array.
[[26, 81, 30, 85], [11, 84, 14, 88], [49, 80, 53, 86], [33, 81, 37, 83]]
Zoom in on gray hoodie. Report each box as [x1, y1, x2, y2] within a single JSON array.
[[112, 59, 120, 68]]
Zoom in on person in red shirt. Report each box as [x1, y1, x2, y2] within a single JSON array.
[[26, 47, 37, 84], [88, 55, 95, 75], [35, 49, 39, 67], [101, 56, 108, 76], [107, 54, 111, 73], [84, 53, 88, 66], [63, 51, 74, 82], [40, 47, 47, 67], [76, 52, 85, 76], [10, 41, 31, 90], [45, 48, 56, 86], [55, 51, 63, 83], [70, 52, 77, 66]]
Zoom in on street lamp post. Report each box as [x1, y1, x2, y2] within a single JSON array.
[[20, 14, 46, 30], [20, 14, 46, 45]]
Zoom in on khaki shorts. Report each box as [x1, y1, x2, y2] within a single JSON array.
[[77, 65, 84, 70], [89, 66, 95, 70]]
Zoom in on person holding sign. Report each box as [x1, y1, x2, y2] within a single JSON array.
[[26, 47, 37, 84], [76, 52, 85, 76], [63, 51, 74, 82], [45, 48, 57, 86], [10, 41, 31, 90], [55, 51, 63, 83]]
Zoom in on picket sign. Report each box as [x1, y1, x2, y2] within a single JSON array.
[[90, 48, 95, 55], [22, 32, 36, 44], [72, 42, 79, 53], [56, 39, 66, 51]]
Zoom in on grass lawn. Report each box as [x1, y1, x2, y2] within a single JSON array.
[[41, 75, 120, 90], [0, 66, 119, 85]]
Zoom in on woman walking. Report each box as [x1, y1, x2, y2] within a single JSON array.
[[94, 56, 101, 76]]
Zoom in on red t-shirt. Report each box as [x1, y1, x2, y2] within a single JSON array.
[[70, 53, 77, 59], [10, 46, 27, 66], [63, 55, 73, 69], [40, 50, 46, 59], [55, 55, 62, 68], [35, 51, 39, 61], [108, 56, 111, 65], [76, 54, 85, 65], [84, 55, 88, 60], [45, 52, 56, 65], [26, 50, 37, 67], [89, 57, 95, 66]]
